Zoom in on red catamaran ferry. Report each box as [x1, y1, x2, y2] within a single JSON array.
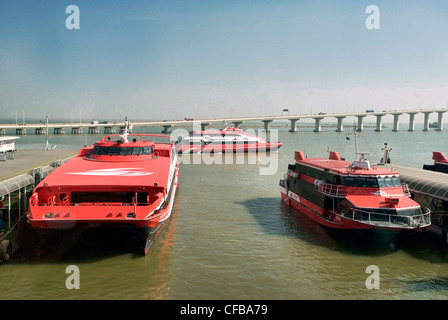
[[175, 124, 282, 154], [27, 120, 179, 255], [280, 133, 431, 234]]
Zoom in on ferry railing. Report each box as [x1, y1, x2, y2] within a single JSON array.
[[317, 183, 347, 197], [340, 207, 431, 229], [319, 182, 412, 198], [402, 183, 411, 197]]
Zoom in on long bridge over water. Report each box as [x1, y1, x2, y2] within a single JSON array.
[[1, 108, 446, 135]]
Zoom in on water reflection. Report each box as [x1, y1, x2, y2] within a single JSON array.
[[239, 196, 448, 261], [2, 207, 179, 300], [9, 206, 180, 266]]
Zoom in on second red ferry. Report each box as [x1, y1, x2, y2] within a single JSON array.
[[280, 134, 431, 233]]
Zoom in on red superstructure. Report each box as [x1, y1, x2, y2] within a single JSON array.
[[431, 151, 448, 164], [175, 125, 282, 153], [27, 123, 179, 255], [423, 151, 448, 173], [280, 147, 431, 233]]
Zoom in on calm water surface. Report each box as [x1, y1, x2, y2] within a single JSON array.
[[1, 123, 448, 300]]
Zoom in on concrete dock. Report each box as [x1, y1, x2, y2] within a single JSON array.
[[0, 148, 78, 181], [0, 148, 77, 262]]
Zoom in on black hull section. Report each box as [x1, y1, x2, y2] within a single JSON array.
[[423, 163, 448, 173], [130, 223, 166, 255], [24, 223, 168, 259], [285, 177, 331, 210]]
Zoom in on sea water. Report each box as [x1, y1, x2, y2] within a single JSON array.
[[1, 121, 448, 300]]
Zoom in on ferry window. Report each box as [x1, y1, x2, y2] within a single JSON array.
[[119, 147, 131, 155], [131, 147, 141, 155], [355, 178, 367, 187], [377, 178, 386, 187], [108, 147, 120, 155], [134, 147, 150, 155], [366, 178, 379, 188], [384, 178, 394, 187], [344, 177, 355, 187], [399, 207, 422, 216], [92, 146, 109, 155], [392, 177, 401, 186], [92, 146, 153, 155]]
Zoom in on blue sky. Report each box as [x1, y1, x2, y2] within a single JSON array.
[[1, 0, 448, 122]]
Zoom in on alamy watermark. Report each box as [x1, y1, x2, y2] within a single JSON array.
[[65, 265, 80, 289], [64, 264, 381, 291], [365, 5, 380, 30], [64, 4, 380, 31], [365, 265, 380, 289], [170, 122, 279, 176], [65, 5, 80, 30]]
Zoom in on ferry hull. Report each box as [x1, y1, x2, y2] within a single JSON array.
[[28, 165, 179, 255], [280, 187, 428, 234], [29, 223, 167, 257]]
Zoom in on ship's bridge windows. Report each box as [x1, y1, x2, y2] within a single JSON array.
[[384, 178, 393, 187], [397, 207, 423, 216], [355, 178, 367, 187], [92, 146, 154, 156], [344, 176, 401, 188], [349, 177, 379, 188], [344, 177, 355, 187], [365, 178, 379, 188], [377, 177, 401, 187]]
